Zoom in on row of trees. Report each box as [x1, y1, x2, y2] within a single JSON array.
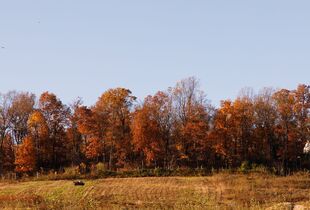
[[0, 77, 309, 174]]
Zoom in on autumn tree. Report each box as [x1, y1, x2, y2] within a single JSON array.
[[2, 135, 15, 172], [76, 106, 103, 162], [232, 90, 255, 163], [67, 98, 84, 165], [213, 100, 238, 168], [27, 110, 49, 169], [273, 89, 296, 174], [293, 85, 310, 153], [94, 88, 136, 169], [179, 104, 211, 168], [38, 92, 70, 169], [253, 88, 278, 166], [132, 91, 174, 169], [15, 136, 36, 174], [172, 77, 211, 167], [9, 92, 35, 145], [0, 91, 16, 174], [213, 89, 273, 168]]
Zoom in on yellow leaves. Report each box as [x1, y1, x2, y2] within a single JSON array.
[[27, 110, 49, 137], [175, 144, 183, 151], [28, 111, 42, 124], [180, 154, 189, 160], [95, 88, 136, 114]]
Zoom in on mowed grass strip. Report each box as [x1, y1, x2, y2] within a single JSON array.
[[0, 174, 310, 209]]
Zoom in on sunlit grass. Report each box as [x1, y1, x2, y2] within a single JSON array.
[[0, 173, 310, 209]]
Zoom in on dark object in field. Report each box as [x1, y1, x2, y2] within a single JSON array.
[[73, 180, 85, 186]]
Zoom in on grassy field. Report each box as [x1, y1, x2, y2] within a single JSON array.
[[0, 173, 310, 209]]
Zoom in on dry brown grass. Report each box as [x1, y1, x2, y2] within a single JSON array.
[[207, 172, 310, 209], [0, 173, 310, 209]]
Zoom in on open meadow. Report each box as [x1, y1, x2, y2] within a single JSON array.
[[0, 173, 310, 209]]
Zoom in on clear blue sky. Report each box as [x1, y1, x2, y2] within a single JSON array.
[[0, 1, 309, 107]]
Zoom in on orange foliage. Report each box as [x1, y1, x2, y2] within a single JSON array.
[[0, 78, 307, 174], [132, 91, 173, 167], [15, 136, 36, 173]]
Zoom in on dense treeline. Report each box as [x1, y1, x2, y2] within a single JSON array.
[[0, 77, 309, 175]]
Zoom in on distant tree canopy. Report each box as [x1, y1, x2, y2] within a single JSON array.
[[0, 78, 308, 175]]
